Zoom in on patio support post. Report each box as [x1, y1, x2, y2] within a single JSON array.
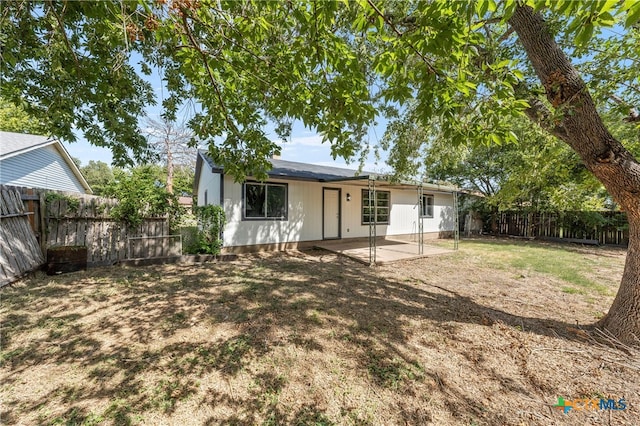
[[454, 191, 459, 250], [417, 184, 424, 255], [368, 178, 376, 266]]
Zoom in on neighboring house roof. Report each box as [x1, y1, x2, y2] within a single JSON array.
[[178, 196, 193, 206], [0, 131, 93, 194], [194, 149, 456, 194]]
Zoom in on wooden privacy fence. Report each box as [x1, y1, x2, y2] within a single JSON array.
[[0, 188, 45, 286], [496, 211, 629, 246], [1, 185, 180, 269], [46, 194, 177, 265]]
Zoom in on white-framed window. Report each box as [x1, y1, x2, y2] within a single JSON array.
[[420, 194, 434, 218], [362, 189, 390, 224], [243, 182, 288, 220]]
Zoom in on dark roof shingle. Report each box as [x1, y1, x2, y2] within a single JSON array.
[[199, 150, 374, 182], [0, 131, 52, 158]]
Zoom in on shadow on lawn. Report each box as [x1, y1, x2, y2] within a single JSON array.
[[0, 249, 601, 425]]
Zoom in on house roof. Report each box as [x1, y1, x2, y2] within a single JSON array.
[[195, 150, 457, 194], [199, 149, 374, 181], [178, 196, 193, 206], [0, 131, 93, 194]]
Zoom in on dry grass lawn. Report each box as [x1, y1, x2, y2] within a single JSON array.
[[1, 237, 638, 425]]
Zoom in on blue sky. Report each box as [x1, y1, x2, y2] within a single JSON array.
[[67, 119, 392, 173]]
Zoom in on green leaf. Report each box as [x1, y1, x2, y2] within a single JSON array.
[[566, 17, 583, 34], [597, 12, 616, 27], [477, 0, 488, 17], [532, 0, 547, 13], [598, 0, 618, 15], [621, 0, 636, 12], [625, 3, 640, 27], [575, 23, 594, 46]]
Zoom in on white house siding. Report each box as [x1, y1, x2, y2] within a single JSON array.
[[426, 193, 456, 232], [337, 186, 454, 238], [0, 145, 87, 193], [223, 177, 323, 247], [196, 166, 221, 207], [222, 176, 455, 249]]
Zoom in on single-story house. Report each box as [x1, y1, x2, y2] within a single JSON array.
[[194, 150, 457, 253], [0, 131, 92, 194]]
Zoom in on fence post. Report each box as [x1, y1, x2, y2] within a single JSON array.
[[39, 192, 47, 256]]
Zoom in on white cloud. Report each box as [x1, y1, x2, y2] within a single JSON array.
[[272, 130, 392, 174], [274, 134, 325, 147], [311, 160, 391, 174]]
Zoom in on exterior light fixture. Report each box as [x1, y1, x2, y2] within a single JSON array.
[[346, 193, 351, 201]]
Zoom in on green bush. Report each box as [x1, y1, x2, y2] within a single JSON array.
[[193, 205, 226, 255], [180, 226, 200, 254], [103, 165, 183, 230]]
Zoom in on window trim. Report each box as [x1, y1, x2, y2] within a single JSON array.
[[361, 189, 390, 225], [242, 181, 288, 221], [420, 194, 434, 218]]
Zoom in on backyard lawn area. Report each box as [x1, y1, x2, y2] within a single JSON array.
[[1, 237, 638, 425]]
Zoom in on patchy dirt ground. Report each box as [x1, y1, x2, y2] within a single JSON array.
[[1, 238, 638, 425]]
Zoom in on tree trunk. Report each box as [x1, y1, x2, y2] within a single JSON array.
[[166, 137, 174, 195], [509, 6, 640, 344], [605, 218, 640, 342]]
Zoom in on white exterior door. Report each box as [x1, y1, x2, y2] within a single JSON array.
[[323, 188, 340, 239]]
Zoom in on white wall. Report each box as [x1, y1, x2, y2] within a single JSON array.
[[0, 145, 87, 193], [197, 167, 220, 207], [223, 177, 322, 247], [221, 176, 455, 248]]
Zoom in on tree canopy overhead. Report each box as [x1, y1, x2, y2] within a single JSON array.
[[3, 1, 640, 343], [2, 1, 638, 176]]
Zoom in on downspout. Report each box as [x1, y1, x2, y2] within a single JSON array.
[[368, 177, 376, 266]]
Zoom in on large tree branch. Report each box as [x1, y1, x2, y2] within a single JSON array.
[[365, 0, 439, 75], [522, 97, 570, 142], [46, 1, 80, 70], [179, 11, 238, 135], [509, 5, 640, 215], [609, 94, 640, 123]]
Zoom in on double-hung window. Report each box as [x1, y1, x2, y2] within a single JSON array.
[[420, 194, 434, 218], [362, 189, 390, 224], [243, 182, 288, 220]]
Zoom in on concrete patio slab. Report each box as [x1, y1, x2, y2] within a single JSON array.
[[315, 238, 454, 265]]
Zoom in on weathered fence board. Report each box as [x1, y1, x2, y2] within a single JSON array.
[[128, 235, 182, 259], [0, 188, 45, 286]]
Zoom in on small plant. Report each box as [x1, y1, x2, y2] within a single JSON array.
[[45, 192, 80, 215], [193, 204, 226, 255], [180, 226, 200, 253]]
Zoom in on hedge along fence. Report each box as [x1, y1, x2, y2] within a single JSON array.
[[2, 185, 175, 267], [494, 211, 629, 246]]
